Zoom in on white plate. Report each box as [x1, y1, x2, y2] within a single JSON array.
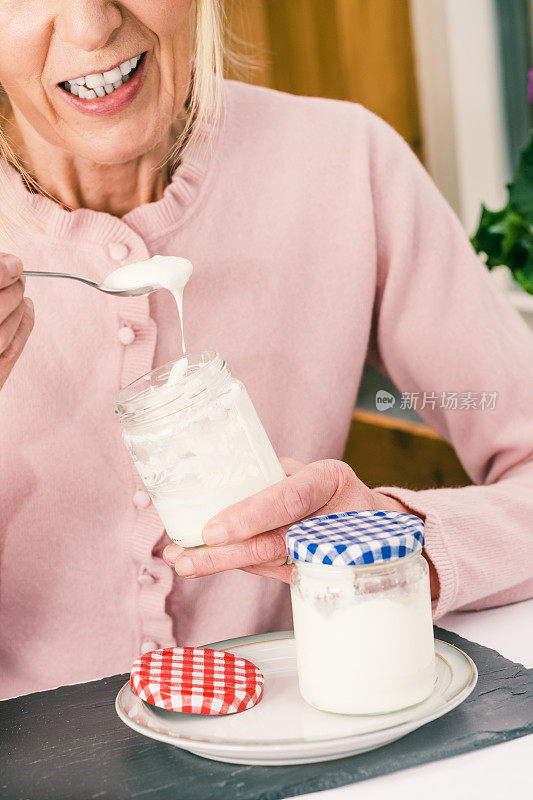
[[115, 630, 477, 766]]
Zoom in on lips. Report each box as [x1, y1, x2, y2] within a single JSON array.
[[56, 52, 148, 116], [59, 52, 146, 99]]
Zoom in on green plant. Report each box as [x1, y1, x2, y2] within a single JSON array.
[[471, 131, 533, 294]]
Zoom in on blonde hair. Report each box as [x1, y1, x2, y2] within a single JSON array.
[[0, 0, 226, 239]]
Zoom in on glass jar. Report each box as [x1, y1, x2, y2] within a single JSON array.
[[287, 511, 437, 715], [115, 351, 286, 547]]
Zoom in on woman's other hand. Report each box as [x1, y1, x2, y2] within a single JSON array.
[[163, 457, 438, 599], [0, 253, 34, 390]]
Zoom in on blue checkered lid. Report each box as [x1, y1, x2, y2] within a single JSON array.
[[286, 510, 424, 566]]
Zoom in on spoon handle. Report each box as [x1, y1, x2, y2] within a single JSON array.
[[22, 271, 99, 290]]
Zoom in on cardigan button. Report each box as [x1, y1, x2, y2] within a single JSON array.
[[108, 242, 130, 261], [137, 566, 157, 585], [133, 489, 151, 509], [140, 639, 159, 654], [117, 325, 135, 345]]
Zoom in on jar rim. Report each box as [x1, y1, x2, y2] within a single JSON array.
[[291, 545, 423, 573], [114, 350, 227, 427]]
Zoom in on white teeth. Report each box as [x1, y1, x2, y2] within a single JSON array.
[[103, 66, 122, 84], [63, 53, 143, 99], [85, 72, 105, 89]]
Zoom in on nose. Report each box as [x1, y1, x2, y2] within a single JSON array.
[[54, 1, 122, 53]]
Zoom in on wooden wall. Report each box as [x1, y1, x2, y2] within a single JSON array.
[[344, 410, 470, 490], [224, 0, 423, 160]]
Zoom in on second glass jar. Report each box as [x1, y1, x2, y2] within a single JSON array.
[[287, 512, 437, 715]]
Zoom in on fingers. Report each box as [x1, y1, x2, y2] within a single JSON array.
[[242, 563, 293, 584], [279, 456, 305, 476], [0, 300, 26, 354], [0, 298, 34, 389], [0, 253, 23, 288], [164, 530, 288, 578], [4, 298, 34, 357], [0, 275, 25, 327], [162, 458, 373, 581], [162, 544, 184, 566], [0, 255, 27, 353], [201, 459, 345, 546]]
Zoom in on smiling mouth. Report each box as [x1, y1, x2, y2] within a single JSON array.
[[58, 52, 147, 100]]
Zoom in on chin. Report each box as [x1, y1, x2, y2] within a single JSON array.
[[73, 127, 172, 166]]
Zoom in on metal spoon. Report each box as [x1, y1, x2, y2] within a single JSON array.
[[21, 270, 159, 297]]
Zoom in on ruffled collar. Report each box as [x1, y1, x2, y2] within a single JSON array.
[[0, 83, 226, 246]]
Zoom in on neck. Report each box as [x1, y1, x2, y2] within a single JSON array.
[[6, 110, 185, 218]]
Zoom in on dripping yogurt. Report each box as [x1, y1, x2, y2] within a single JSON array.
[[113, 257, 285, 547]]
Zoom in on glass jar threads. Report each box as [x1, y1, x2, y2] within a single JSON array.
[[115, 351, 286, 547], [287, 511, 437, 714]]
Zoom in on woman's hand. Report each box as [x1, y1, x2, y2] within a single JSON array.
[[163, 457, 439, 600], [0, 253, 34, 391]]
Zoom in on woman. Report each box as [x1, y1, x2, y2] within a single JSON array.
[[1, 1, 532, 700]]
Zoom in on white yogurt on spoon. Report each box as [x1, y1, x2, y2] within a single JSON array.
[[102, 255, 193, 356]]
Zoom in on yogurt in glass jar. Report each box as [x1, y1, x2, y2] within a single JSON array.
[[286, 511, 437, 714], [115, 351, 286, 547]]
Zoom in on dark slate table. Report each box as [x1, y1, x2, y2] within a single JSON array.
[[1, 625, 532, 800]]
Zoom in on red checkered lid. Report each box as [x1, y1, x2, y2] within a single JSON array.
[[130, 646, 264, 715]]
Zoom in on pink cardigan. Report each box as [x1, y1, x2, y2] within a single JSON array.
[[1, 80, 532, 699]]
